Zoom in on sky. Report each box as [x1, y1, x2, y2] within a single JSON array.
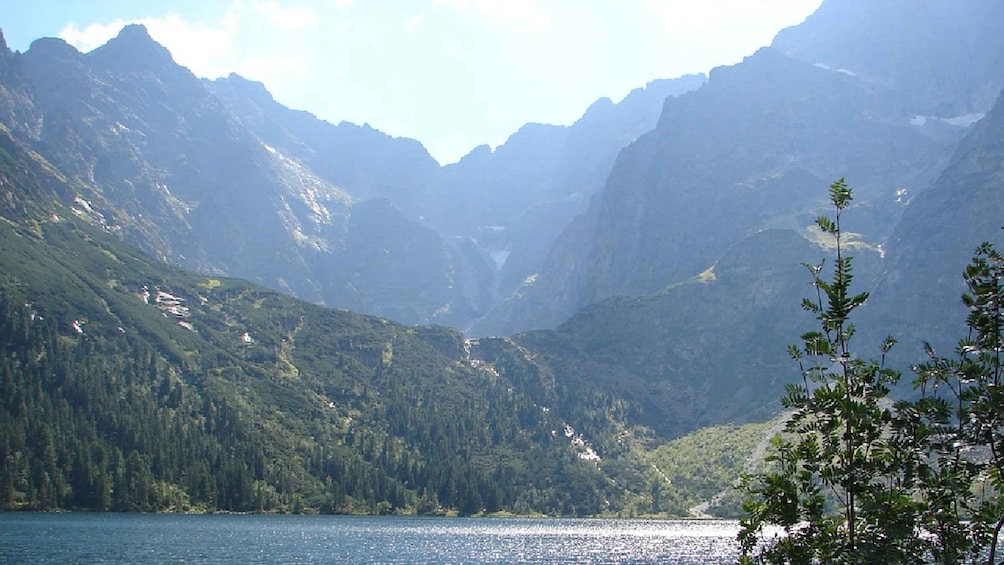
[[1, 0, 823, 165]]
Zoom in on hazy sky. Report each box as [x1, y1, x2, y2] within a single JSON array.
[[2, 0, 823, 164]]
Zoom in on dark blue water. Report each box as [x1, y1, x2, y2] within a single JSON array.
[[0, 513, 740, 564]]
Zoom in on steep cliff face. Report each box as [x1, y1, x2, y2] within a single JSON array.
[[209, 70, 707, 331], [207, 73, 440, 217], [772, 0, 1004, 117], [491, 75, 707, 299], [452, 75, 706, 335], [0, 29, 39, 135], [206, 72, 494, 325], [1, 25, 484, 325], [485, 46, 956, 335], [0, 23, 712, 330], [434, 75, 705, 238], [582, 48, 939, 299], [866, 89, 1004, 357], [20, 27, 283, 272]]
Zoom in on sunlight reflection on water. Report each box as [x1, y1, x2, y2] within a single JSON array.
[[0, 514, 741, 564]]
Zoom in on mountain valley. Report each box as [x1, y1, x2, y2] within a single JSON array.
[[2, 0, 1004, 516]]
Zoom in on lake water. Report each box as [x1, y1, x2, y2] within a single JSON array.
[[0, 514, 740, 564]]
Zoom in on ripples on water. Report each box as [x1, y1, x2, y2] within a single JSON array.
[[0, 513, 740, 564]]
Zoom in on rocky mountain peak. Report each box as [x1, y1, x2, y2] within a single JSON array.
[[87, 23, 179, 73], [117, 22, 154, 40], [26, 37, 81, 61], [771, 0, 1004, 116], [0, 29, 13, 73]]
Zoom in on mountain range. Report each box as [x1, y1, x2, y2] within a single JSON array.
[[2, 0, 1004, 515]]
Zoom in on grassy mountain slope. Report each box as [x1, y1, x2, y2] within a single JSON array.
[[495, 228, 881, 439]]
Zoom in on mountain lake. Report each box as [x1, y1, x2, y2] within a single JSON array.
[[0, 513, 741, 563]]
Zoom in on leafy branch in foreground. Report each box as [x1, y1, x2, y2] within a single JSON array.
[[913, 242, 1004, 564], [738, 179, 919, 563], [736, 179, 1004, 564]]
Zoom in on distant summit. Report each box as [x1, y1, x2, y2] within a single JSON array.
[[27, 37, 80, 60], [772, 0, 1004, 115], [0, 28, 13, 70], [88, 23, 180, 73]]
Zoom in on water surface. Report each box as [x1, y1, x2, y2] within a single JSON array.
[[0, 513, 740, 564]]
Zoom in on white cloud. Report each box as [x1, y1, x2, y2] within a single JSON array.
[[58, 19, 131, 52], [56, 3, 324, 80], [329, 0, 354, 13], [234, 54, 308, 85], [143, 14, 238, 78], [251, 1, 318, 29], [404, 14, 424, 33], [645, 0, 819, 35], [434, 0, 550, 28]]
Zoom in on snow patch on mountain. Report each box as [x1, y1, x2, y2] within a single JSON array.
[[910, 112, 985, 128], [812, 62, 858, 77]]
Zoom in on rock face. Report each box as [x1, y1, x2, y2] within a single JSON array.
[[485, 44, 958, 335], [435, 75, 706, 332], [478, 0, 1004, 433], [0, 24, 704, 330], [772, 0, 1004, 117], [206, 73, 440, 218], [866, 88, 1004, 359], [432, 76, 706, 240], [0, 25, 481, 325]]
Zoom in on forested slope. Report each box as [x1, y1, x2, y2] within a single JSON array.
[[0, 123, 664, 515]]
